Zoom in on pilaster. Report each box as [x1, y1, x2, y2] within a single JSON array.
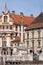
[[6, 34, 11, 47]]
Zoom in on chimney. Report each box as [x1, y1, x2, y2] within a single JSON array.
[[2, 11, 4, 14], [20, 12, 24, 16], [8, 10, 10, 13], [30, 14, 33, 17], [12, 11, 15, 14]]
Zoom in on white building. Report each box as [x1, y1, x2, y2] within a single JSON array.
[[0, 5, 35, 62], [25, 12, 43, 61], [0, 4, 43, 62]]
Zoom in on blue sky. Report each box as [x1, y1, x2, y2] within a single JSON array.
[[0, 0, 43, 17]]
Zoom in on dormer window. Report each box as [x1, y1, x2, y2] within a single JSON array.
[[4, 16, 8, 22]]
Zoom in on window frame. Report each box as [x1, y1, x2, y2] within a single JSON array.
[[4, 16, 8, 22]]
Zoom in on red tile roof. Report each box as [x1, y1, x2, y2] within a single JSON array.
[[9, 13, 35, 26], [31, 12, 43, 24], [28, 22, 43, 29], [26, 13, 43, 30], [0, 13, 35, 26]]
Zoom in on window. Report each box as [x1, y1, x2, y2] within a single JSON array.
[[27, 41, 29, 47], [16, 26, 17, 31], [32, 40, 34, 48], [3, 49, 6, 55], [4, 50, 6, 54], [3, 26, 4, 29], [2, 41, 7, 47], [38, 41, 40, 48], [7, 51, 8, 55], [10, 26, 12, 29], [15, 43, 16, 45], [11, 33, 13, 39], [10, 49, 13, 55], [6, 26, 8, 29], [4, 16, 7, 22], [27, 32, 29, 39], [16, 33, 18, 36], [38, 30, 40, 38], [2, 48, 7, 55], [32, 31, 34, 38]]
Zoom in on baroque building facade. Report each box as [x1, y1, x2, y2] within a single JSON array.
[[0, 5, 43, 62], [0, 5, 35, 62]]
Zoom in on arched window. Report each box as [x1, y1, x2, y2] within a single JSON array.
[[4, 16, 8, 22]]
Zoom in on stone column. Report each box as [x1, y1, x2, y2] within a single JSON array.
[[6, 34, 11, 47], [21, 25, 23, 43], [17, 26, 20, 36]]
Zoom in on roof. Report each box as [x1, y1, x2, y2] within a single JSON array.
[[0, 12, 35, 26], [9, 13, 35, 26], [31, 12, 43, 24], [11, 36, 20, 42], [25, 12, 43, 30], [0, 5, 35, 26]]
